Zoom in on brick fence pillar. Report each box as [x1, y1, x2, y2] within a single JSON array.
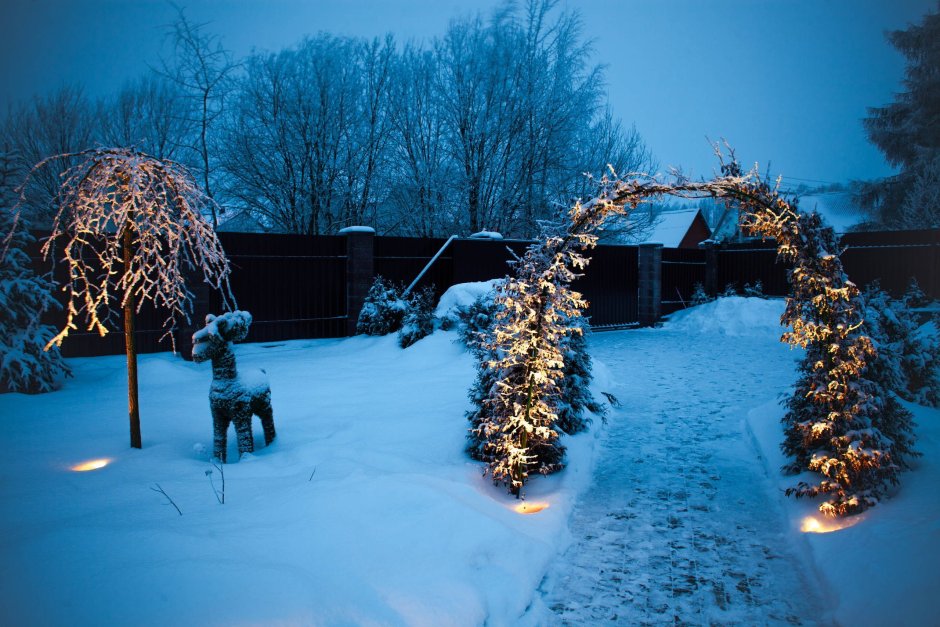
[[340, 226, 375, 336], [638, 243, 662, 327]]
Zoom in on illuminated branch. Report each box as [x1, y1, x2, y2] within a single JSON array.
[[22, 147, 234, 351]]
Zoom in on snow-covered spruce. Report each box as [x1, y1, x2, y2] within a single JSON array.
[[398, 286, 436, 348], [690, 281, 712, 306], [356, 276, 406, 336], [0, 152, 70, 393], [863, 280, 940, 407], [742, 202, 917, 516], [556, 319, 605, 435], [467, 177, 630, 497], [455, 296, 497, 357], [192, 311, 275, 463]]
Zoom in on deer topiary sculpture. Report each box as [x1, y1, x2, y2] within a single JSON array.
[[192, 311, 276, 462]]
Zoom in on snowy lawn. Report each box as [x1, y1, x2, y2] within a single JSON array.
[[0, 332, 602, 626], [1, 297, 937, 626]]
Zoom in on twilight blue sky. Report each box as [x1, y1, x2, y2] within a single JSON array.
[[1, 0, 936, 184]]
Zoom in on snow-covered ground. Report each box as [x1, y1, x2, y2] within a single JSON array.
[[1, 297, 937, 626]]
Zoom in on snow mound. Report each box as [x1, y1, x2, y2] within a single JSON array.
[[434, 279, 502, 319], [666, 296, 785, 336]]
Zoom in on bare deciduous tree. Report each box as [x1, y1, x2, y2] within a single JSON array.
[[100, 75, 192, 161], [161, 7, 239, 228], [1, 86, 96, 227]]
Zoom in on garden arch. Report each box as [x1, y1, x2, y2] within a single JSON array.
[[470, 156, 916, 517]]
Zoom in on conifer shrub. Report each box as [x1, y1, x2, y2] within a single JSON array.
[[555, 318, 605, 435], [690, 281, 711, 306], [455, 295, 497, 357], [742, 280, 764, 298], [0, 212, 71, 393], [356, 276, 406, 335], [863, 281, 940, 407], [398, 286, 436, 348]]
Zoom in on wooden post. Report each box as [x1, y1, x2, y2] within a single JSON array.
[[123, 218, 142, 449]]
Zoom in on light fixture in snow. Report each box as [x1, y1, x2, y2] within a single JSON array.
[[800, 515, 862, 533], [514, 501, 549, 515], [71, 459, 111, 472]]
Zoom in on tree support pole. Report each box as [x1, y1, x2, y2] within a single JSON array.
[[123, 219, 142, 449]]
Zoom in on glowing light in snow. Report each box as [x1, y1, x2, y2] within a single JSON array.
[[800, 515, 863, 533], [515, 502, 549, 515], [71, 459, 111, 472]]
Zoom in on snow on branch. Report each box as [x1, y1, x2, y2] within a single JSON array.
[[22, 147, 234, 351]]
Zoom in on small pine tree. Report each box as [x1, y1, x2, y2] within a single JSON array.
[[690, 281, 711, 306], [356, 276, 406, 335], [398, 286, 436, 348], [720, 282, 737, 297], [742, 280, 764, 298], [0, 207, 71, 393], [455, 295, 497, 357], [900, 280, 940, 406], [862, 281, 940, 407]]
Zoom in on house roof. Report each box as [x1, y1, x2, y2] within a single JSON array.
[[217, 210, 268, 233], [633, 208, 705, 248], [796, 192, 864, 233]]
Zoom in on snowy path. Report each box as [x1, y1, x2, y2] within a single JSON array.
[[533, 327, 827, 626]]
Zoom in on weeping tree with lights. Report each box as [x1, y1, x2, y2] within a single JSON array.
[[470, 152, 917, 511], [18, 147, 233, 449]]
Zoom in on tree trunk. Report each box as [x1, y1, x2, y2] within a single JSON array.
[[123, 219, 142, 449]]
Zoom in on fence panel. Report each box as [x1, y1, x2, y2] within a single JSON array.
[[661, 247, 706, 315], [374, 236, 454, 300], [717, 243, 790, 297], [214, 232, 347, 343], [574, 244, 639, 327], [840, 230, 939, 299]]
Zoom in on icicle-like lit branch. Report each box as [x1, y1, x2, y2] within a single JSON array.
[[20, 147, 234, 351]]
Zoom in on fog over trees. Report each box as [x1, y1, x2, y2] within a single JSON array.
[[1, 0, 654, 238]]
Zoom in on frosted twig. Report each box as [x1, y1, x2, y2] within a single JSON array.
[[150, 483, 183, 516]]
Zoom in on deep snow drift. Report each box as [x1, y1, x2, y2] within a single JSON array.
[[0, 296, 936, 626]]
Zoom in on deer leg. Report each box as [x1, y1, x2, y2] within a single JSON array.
[[255, 390, 276, 445], [234, 404, 254, 458]]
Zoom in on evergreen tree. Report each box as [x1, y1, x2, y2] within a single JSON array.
[[0, 152, 70, 393], [356, 276, 406, 335], [864, 280, 940, 407], [555, 318, 605, 435], [466, 176, 629, 497], [398, 286, 436, 348], [690, 281, 711, 306], [455, 295, 497, 358], [750, 209, 919, 516], [861, 3, 940, 228]]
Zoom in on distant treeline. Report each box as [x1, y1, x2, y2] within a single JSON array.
[[1, 1, 655, 238]]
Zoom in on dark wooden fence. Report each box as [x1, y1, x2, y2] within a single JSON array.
[[704, 229, 939, 301], [214, 232, 347, 343], [661, 248, 706, 315], [27, 227, 938, 358]]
